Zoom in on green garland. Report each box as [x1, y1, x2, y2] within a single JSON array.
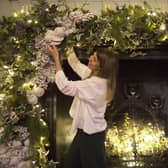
[[0, 0, 168, 167]]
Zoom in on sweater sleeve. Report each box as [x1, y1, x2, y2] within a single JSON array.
[[55, 70, 97, 103], [67, 48, 91, 79]]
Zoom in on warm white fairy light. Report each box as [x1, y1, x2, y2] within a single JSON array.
[[147, 12, 151, 16], [114, 40, 117, 46], [11, 37, 17, 41], [40, 118, 47, 126], [161, 34, 168, 41], [20, 9, 25, 14], [20, 5, 30, 15], [148, 122, 152, 126], [22, 83, 30, 90], [0, 94, 5, 101], [35, 104, 40, 108], [143, 134, 154, 142], [152, 12, 157, 16], [34, 20, 38, 24], [160, 23, 166, 31], [45, 8, 49, 12], [15, 40, 20, 44], [41, 109, 45, 113], [45, 143, 50, 147], [30, 61, 37, 66], [40, 136, 45, 142], [32, 161, 36, 164], [16, 55, 22, 62], [26, 11, 30, 15], [127, 162, 136, 167], [27, 19, 32, 24], [9, 86, 13, 89], [3, 65, 9, 69], [106, 113, 168, 167], [8, 69, 15, 76], [13, 12, 18, 17]]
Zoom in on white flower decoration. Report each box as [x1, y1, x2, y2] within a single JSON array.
[[27, 11, 95, 105], [27, 92, 38, 105], [45, 27, 65, 45], [32, 87, 45, 97]]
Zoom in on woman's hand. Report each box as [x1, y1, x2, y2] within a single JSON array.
[[47, 44, 62, 72], [47, 45, 59, 62]]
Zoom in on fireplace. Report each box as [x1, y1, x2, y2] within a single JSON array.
[[42, 46, 168, 168], [105, 47, 168, 168]]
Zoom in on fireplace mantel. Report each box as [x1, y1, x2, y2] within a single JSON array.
[[119, 44, 168, 60]]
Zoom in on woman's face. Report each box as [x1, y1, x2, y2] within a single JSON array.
[[88, 52, 100, 72]]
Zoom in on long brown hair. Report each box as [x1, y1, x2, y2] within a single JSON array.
[[96, 48, 119, 103]]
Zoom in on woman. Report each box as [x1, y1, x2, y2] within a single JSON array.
[[48, 45, 119, 168]]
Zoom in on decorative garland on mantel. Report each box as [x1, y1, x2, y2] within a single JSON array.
[[26, 2, 168, 104]]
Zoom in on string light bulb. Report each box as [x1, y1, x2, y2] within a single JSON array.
[[40, 136, 45, 143], [142, 6, 145, 10], [34, 20, 38, 24], [31, 61, 37, 66], [0, 94, 5, 101], [26, 11, 30, 15], [40, 118, 47, 126], [16, 55, 22, 61], [45, 8, 49, 12], [20, 9, 25, 14], [3, 65, 9, 69], [35, 104, 40, 108], [8, 69, 15, 76], [147, 12, 151, 16], [32, 161, 36, 165], [13, 12, 18, 17], [15, 40, 20, 44], [160, 23, 166, 31], [27, 19, 32, 24], [152, 12, 157, 16], [114, 40, 117, 46]]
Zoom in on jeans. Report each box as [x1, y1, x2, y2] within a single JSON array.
[[64, 129, 107, 168]]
